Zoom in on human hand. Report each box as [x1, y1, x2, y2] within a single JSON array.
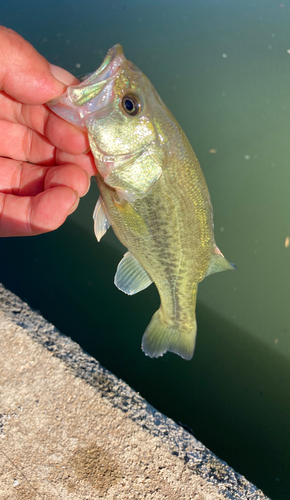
[[0, 26, 96, 237]]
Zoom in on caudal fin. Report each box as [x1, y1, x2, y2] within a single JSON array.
[[141, 309, 196, 360]]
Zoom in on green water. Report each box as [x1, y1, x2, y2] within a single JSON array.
[[1, 1, 290, 498]]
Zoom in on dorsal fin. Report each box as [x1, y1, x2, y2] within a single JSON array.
[[114, 251, 153, 295]]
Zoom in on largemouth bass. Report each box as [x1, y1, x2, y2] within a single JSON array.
[[48, 44, 235, 360]]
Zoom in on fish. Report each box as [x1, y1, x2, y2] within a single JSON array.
[[48, 44, 235, 360]]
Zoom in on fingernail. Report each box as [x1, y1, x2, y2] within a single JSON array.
[[82, 171, 91, 197], [49, 63, 79, 86], [68, 190, 80, 215]]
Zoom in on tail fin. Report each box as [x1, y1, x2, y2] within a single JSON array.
[[141, 309, 196, 360]]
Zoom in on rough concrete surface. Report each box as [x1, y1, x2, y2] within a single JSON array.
[[0, 284, 269, 500]]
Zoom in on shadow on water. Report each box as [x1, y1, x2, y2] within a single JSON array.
[[0, 211, 289, 500]]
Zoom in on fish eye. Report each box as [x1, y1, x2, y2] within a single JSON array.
[[121, 93, 141, 116]]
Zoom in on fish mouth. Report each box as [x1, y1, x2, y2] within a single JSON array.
[[47, 44, 127, 129], [68, 44, 125, 106]]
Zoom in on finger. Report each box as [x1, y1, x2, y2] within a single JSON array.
[[0, 119, 54, 164], [0, 93, 89, 155], [0, 27, 72, 104], [0, 116, 89, 163], [56, 150, 97, 177], [0, 158, 90, 197], [44, 164, 90, 196], [0, 187, 79, 237], [44, 110, 90, 154], [49, 64, 79, 86]]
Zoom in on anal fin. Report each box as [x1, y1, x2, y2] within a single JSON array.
[[114, 251, 152, 295]]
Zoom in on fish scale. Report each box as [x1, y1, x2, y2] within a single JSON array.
[[48, 44, 235, 360]]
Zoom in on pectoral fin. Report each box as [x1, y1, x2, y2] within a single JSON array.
[[113, 199, 149, 236], [205, 246, 236, 277], [105, 144, 163, 202], [114, 251, 153, 295], [93, 196, 110, 242]]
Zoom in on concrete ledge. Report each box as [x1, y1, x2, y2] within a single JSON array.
[[0, 283, 268, 499]]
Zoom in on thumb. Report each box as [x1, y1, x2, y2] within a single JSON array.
[[49, 63, 80, 87], [0, 27, 76, 105]]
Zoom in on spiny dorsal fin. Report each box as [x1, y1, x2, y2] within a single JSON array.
[[93, 196, 110, 242], [114, 251, 152, 295], [205, 246, 236, 277]]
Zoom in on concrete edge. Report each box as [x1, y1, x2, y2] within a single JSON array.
[[0, 283, 269, 500]]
